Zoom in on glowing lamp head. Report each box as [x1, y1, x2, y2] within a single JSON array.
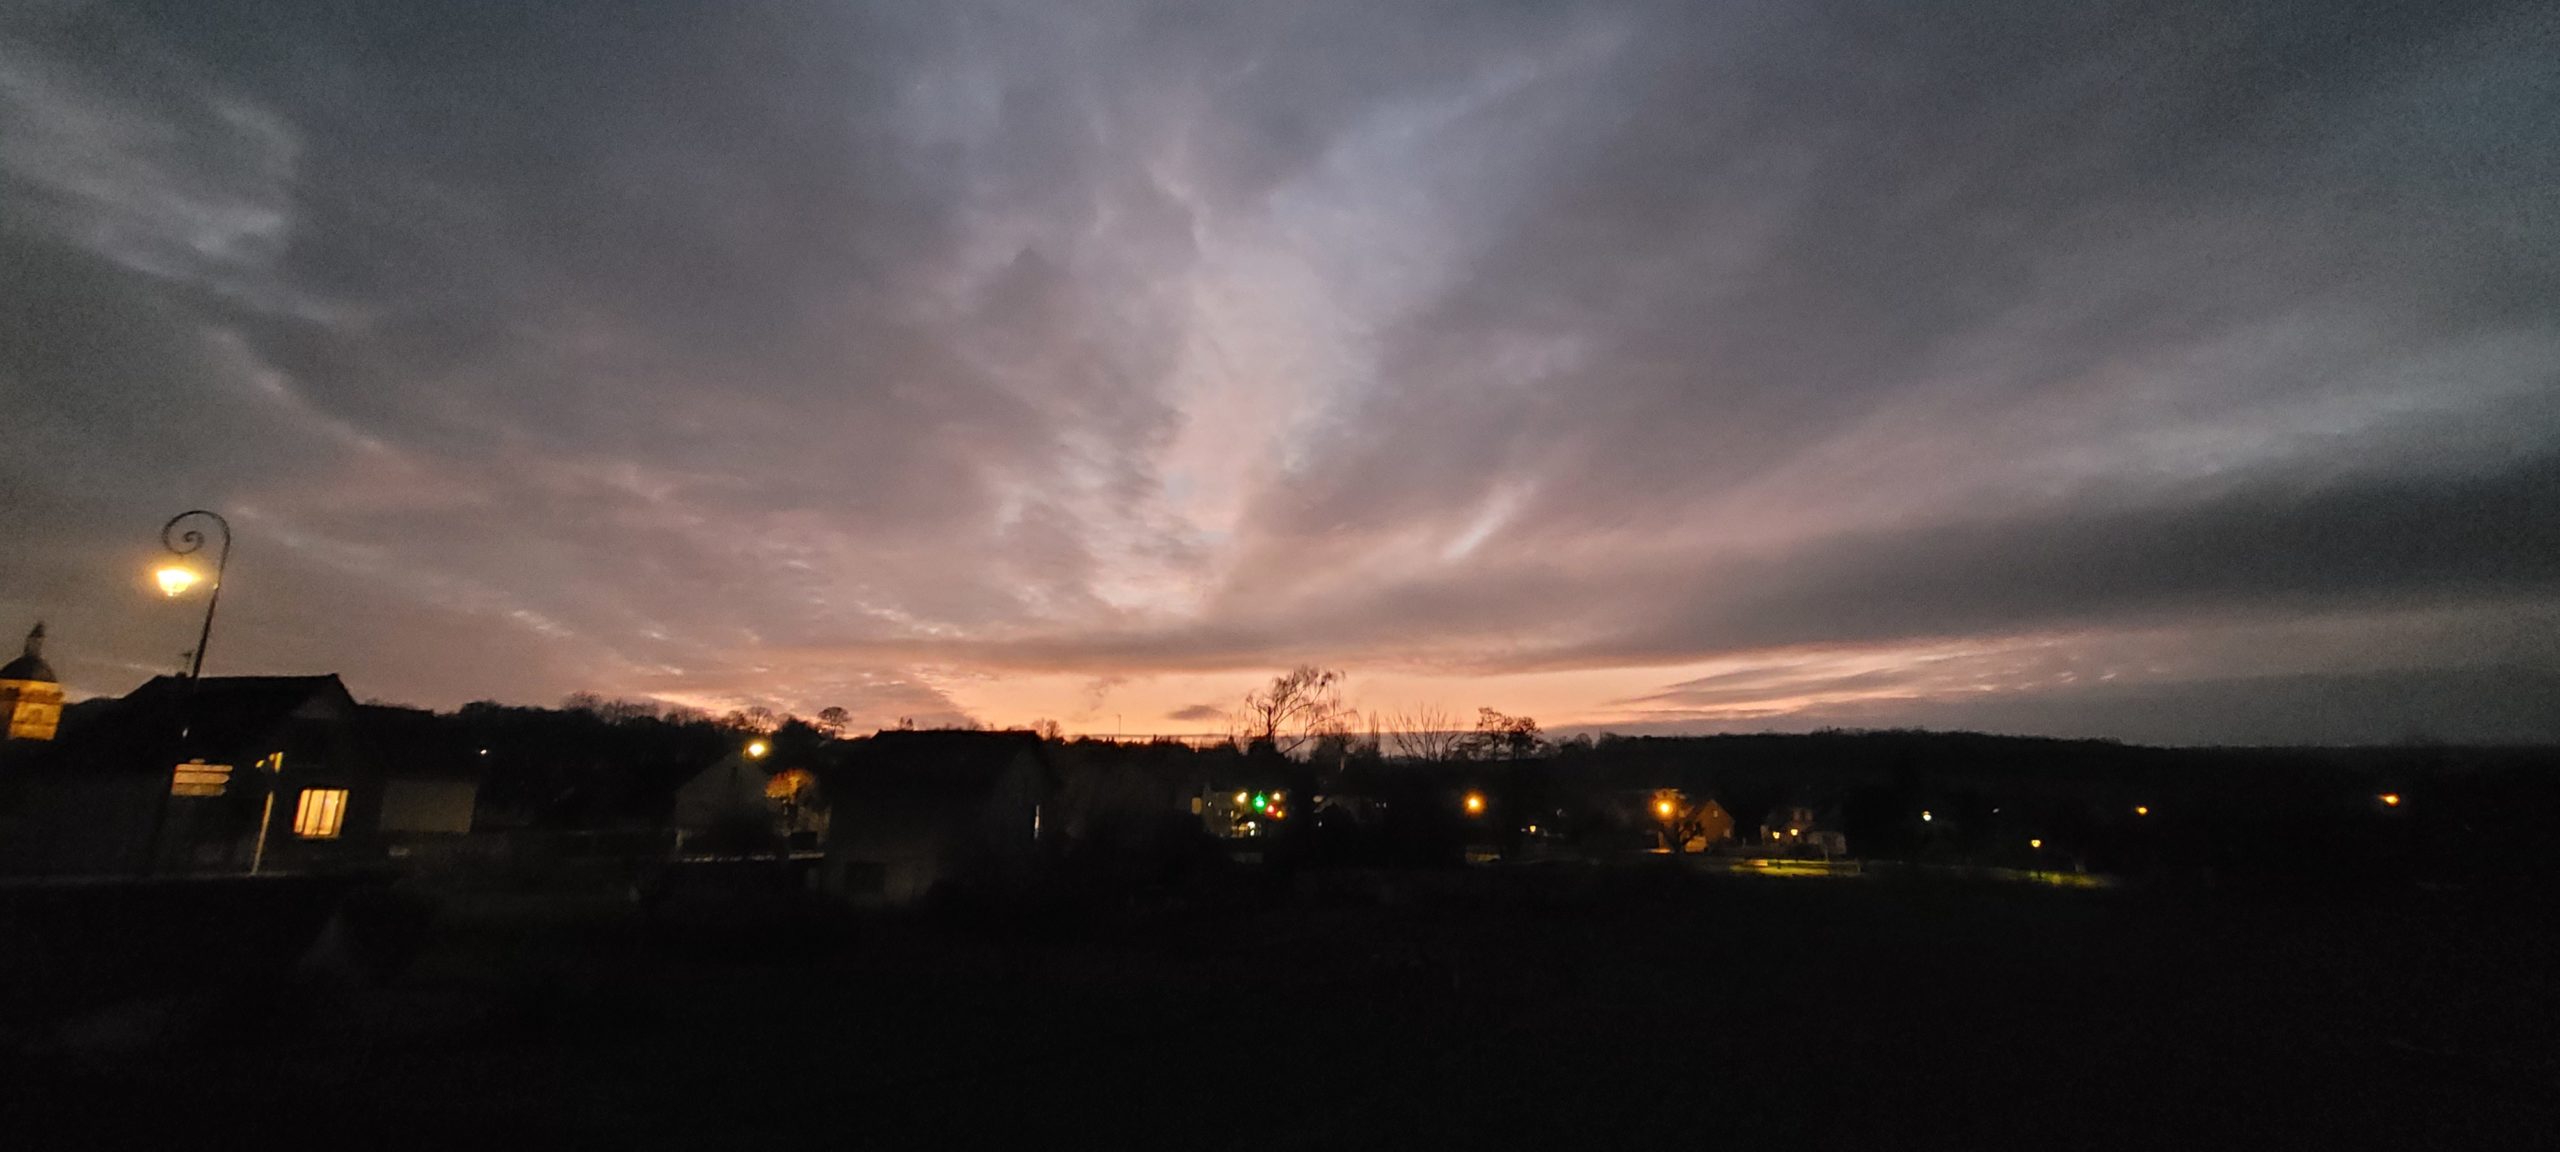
[[745, 740, 770, 759], [156, 566, 202, 597], [2134, 805, 2150, 816], [1920, 810, 1933, 822], [2378, 793, 2401, 808], [2029, 838, 2044, 850], [1655, 799, 1675, 819], [1463, 791, 1487, 816]]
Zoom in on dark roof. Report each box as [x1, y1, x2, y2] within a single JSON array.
[[40, 675, 357, 775]]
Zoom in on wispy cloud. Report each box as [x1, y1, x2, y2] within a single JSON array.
[[2, 1, 2553, 741]]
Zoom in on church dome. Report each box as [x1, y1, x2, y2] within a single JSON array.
[[1, 622, 57, 684]]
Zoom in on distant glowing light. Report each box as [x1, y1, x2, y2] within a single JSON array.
[[2379, 793, 2402, 808], [2029, 838, 2043, 849], [1920, 810, 1933, 822], [1251, 793, 1268, 812], [155, 566, 202, 597], [1464, 791, 1487, 816], [2134, 805, 2149, 816], [1235, 791, 1249, 805], [746, 740, 769, 759], [1656, 799, 1675, 819]]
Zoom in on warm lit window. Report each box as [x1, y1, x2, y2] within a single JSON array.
[[294, 788, 349, 839]]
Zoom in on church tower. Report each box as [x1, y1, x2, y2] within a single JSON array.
[[1, 622, 64, 741]]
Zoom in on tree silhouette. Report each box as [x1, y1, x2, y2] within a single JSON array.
[[1388, 703, 1468, 763], [1460, 708, 1544, 761], [1235, 666, 1353, 757]]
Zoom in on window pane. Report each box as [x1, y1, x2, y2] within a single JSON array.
[[294, 788, 349, 839]]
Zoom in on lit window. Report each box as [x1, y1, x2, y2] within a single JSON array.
[[294, 788, 349, 839]]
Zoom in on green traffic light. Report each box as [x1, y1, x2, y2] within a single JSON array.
[[1252, 793, 1268, 811]]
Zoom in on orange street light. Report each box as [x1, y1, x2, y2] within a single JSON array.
[[1655, 798, 1676, 819], [2378, 793, 2401, 808], [156, 566, 201, 597], [746, 740, 770, 759], [2134, 805, 2150, 816], [2029, 838, 2044, 850], [1463, 791, 1487, 816]]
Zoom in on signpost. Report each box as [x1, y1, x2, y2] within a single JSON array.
[[250, 753, 282, 875]]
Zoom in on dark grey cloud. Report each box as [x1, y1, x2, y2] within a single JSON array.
[[2, 0, 2554, 741]]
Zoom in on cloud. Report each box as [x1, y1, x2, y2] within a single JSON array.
[[1, 0, 2553, 742], [1166, 703, 1229, 724]]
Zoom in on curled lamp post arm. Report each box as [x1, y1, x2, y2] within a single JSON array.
[[161, 509, 231, 679]]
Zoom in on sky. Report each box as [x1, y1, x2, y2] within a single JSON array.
[[2, 0, 2555, 745]]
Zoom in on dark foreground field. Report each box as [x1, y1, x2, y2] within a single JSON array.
[[8, 867, 2555, 1149]]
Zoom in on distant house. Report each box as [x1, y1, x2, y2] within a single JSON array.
[[1676, 797, 1736, 853], [671, 748, 828, 852], [0, 675, 393, 876], [1626, 789, 1733, 853], [1759, 803, 1848, 858], [816, 730, 1052, 906]]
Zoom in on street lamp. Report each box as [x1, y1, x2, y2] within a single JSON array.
[[158, 510, 232, 678]]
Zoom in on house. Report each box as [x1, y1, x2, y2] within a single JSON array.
[[671, 745, 829, 852], [816, 730, 1052, 906], [0, 675, 392, 877], [1759, 803, 1848, 858], [1627, 789, 1734, 853], [357, 704, 483, 836]]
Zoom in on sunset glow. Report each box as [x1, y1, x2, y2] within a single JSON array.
[[2, 2, 2552, 747]]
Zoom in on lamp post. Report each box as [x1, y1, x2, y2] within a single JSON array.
[[140, 509, 229, 876], [158, 509, 232, 678]]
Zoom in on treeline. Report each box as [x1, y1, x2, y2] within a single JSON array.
[[330, 687, 2560, 890]]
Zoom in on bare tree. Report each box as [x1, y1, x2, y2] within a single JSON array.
[[1458, 708, 1545, 761], [1234, 666, 1353, 757], [815, 706, 851, 737], [595, 697, 661, 723], [1388, 704, 1469, 763]]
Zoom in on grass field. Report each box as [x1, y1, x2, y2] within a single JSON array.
[[9, 866, 2555, 1149]]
